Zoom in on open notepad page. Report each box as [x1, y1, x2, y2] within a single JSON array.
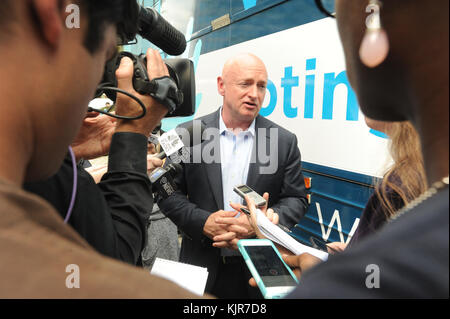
[[255, 209, 329, 261], [150, 258, 209, 296]]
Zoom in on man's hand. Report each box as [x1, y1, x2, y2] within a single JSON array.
[[213, 193, 279, 250], [114, 48, 170, 136], [203, 210, 248, 247], [71, 112, 116, 161], [213, 213, 256, 250]]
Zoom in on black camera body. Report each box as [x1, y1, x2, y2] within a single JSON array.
[[101, 51, 195, 117], [95, 3, 195, 118]]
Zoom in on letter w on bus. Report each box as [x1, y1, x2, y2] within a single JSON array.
[[316, 202, 360, 244]]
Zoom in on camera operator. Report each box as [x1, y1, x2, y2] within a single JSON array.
[[25, 69, 166, 265], [0, 0, 197, 298]]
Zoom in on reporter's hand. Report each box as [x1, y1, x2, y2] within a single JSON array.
[[232, 192, 279, 225], [248, 253, 322, 287], [87, 154, 163, 183], [327, 242, 347, 254], [148, 143, 157, 155], [114, 49, 170, 136], [259, 192, 279, 225], [232, 194, 279, 240], [283, 253, 322, 279], [71, 112, 116, 160], [146, 154, 164, 175], [85, 163, 108, 184]]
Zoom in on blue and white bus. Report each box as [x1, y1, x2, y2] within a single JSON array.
[[128, 0, 392, 247]]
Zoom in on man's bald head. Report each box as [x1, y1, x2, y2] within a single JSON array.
[[218, 53, 268, 130], [221, 53, 268, 82]]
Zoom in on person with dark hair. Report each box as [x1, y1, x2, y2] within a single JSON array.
[[0, 0, 197, 298], [18, 0, 168, 266]]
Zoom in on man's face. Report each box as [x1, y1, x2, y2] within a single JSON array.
[[218, 56, 268, 124]]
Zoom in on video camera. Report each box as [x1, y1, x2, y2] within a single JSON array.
[[92, 1, 195, 119]]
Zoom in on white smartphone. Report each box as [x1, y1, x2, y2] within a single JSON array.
[[237, 239, 298, 299], [233, 184, 267, 207]]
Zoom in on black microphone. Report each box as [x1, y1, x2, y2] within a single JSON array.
[[150, 163, 183, 199], [154, 121, 206, 161], [138, 7, 187, 56]]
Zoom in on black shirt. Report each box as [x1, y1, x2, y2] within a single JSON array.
[[287, 187, 448, 298], [24, 132, 153, 265], [348, 182, 405, 247]]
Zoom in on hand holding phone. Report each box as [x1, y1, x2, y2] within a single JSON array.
[[237, 239, 298, 299]]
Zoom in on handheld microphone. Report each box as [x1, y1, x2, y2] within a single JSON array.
[[150, 163, 183, 200], [138, 7, 187, 56], [154, 121, 206, 163]]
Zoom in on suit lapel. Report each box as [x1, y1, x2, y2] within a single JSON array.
[[202, 109, 224, 210]]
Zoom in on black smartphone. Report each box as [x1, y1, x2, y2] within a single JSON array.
[[309, 236, 338, 253]]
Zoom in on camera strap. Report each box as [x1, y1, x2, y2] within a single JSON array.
[[133, 76, 183, 114]]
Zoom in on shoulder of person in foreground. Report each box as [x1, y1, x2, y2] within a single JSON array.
[[287, 187, 449, 299], [0, 183, 211, 299]]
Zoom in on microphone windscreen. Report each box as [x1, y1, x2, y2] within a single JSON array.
[[138, 7, 187, 56]]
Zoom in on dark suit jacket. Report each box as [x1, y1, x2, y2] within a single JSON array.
[[159, 108, 308, 291]]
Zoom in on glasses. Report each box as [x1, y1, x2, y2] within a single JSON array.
[[314, 0, 336, 18]]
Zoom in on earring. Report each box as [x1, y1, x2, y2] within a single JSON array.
[[359, 0, 390, 68]]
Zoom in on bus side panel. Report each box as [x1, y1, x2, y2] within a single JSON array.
[[292, 162, 375, 245]]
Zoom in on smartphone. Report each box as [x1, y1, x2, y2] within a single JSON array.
[[237, 239, 298, 299], [233, 184, 267, 207]]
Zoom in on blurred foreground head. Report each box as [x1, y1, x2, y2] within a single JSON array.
[[335, 0, 448, 184], [335, 0, 448, 123], [0, 0, 134, 183]]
